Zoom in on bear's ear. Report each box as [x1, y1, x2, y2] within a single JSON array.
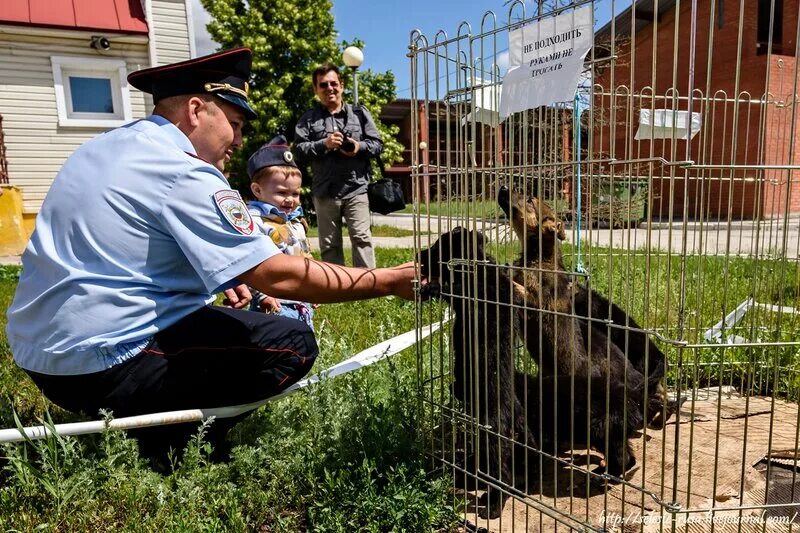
[[542, 218, 559, 237], [542, 219, 566, 240]]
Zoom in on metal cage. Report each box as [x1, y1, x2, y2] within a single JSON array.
[[412, 1, 800, 531]]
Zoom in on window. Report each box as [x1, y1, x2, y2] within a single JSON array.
[[51, 56, 133, 128], [757, 0, 784, 54]]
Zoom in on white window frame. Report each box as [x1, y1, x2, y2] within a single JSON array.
[[51, 56, 133, 128]]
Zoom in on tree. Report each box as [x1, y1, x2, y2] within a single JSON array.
[[200, 0, 403, 195], [338, 40, 404, 176]]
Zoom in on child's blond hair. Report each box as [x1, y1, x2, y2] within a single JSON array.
[[251, 165, 302, 183]]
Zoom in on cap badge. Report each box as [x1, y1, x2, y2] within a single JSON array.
[[214, 189, 254, 235], [283, 151, 294, 163], [204, 82, 249, 100]]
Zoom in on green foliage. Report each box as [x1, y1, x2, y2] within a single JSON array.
[[339, 39, 405, 175], [3, 238, 797, 528], [202, 0, 338, 141], [200, 1, 404, 198], [0, 265, 20, 281], [400, 198, 503, 220]]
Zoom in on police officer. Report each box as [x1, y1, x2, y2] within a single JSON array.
[[5, 48, 415, 468]]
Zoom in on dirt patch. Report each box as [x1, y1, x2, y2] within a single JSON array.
[[460, 387, 800, 532]]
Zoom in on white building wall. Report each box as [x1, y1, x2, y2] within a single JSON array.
[[150, 0, 194, 65], [0, 26, 149, 212]]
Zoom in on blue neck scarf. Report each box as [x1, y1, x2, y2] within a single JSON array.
[[247, 200, 304, 222]]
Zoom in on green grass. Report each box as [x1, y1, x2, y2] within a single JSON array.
[[399, 199, 502, 220], [0, 253, 462, 532], [1, 242, 799, 530], [306, 224, 417, 238]]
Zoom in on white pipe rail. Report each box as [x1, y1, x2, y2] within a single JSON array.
[[703, 298, 798, 345], [0, 316, 449, 444]]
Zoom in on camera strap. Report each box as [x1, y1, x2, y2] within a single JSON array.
[[350, 104, 386, 176], [344, 103, 360, 133]]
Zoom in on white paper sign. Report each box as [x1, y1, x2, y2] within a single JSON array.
[[500, 5, 593, 118], [634, 109, 702, 140]]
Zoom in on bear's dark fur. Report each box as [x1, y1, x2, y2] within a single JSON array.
[[571, 287, 682, 428], [497, 185, 682, 430], [515, 371, 643, 480], [418, 227, 535, 519], [496, 186, 645, 480]]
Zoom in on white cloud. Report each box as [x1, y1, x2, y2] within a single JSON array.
[[191, 0, 217, 56], [496, 50, 509, 75]]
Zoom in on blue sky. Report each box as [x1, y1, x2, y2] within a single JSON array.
[[192, 0, 633, 97]]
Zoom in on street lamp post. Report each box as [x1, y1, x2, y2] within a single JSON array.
[[342, 46, 364, 106]]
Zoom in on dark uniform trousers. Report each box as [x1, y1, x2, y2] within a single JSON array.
[[27, 305, 319, 465]]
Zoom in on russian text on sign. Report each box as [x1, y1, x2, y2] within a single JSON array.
[[500, 5, 593, 118]]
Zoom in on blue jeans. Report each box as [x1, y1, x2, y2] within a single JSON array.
[[248, 299, 315, 330], [276, 302, 315, 330]]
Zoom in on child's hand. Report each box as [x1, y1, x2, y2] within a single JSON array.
[[312, 303, 321, 310], [259, 296, 282, 313]]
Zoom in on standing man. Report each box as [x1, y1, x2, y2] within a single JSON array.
[[294, 64, 382, 268], [6, 48, 415, 469]]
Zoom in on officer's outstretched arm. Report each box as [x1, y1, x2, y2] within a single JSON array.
[[238, 254, 416, 303]]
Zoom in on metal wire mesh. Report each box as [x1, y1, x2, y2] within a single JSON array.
[[412, 1, 800, 531]]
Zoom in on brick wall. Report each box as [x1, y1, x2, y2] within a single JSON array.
[[763, 55, 800, 217], [594, 0, 800, 219]]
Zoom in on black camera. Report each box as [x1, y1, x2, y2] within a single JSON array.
[[340, 137, 356, 152]]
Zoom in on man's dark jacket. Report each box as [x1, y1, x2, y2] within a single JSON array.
[[294, 103, 383, 200]]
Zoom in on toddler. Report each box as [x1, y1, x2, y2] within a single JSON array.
[[246, 135, 315, 328]]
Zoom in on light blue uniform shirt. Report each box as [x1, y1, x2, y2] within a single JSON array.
[[6, 115, 280, 375]]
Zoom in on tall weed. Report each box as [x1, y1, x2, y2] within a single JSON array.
[[0, 255, 459, 531]]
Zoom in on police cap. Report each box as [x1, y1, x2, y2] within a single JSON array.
[[128, 47, 257, 119], [247, 135, 298, 179]]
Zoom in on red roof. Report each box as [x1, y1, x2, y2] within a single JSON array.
[[0, 0, 148, 34]]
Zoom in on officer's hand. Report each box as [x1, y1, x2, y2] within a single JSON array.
[[259, 295, 282, 313], [223, 284, 252, 309], [324, 131, 344, 150], [387, 261, 417, 301], [340, 141, 360, 157]]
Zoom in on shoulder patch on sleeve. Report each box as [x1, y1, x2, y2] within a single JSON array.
[[214, 189, 254, 235]]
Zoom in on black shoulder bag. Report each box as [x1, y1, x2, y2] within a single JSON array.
[[351, 106, 406, 215], [367, 177, 406, 215]]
